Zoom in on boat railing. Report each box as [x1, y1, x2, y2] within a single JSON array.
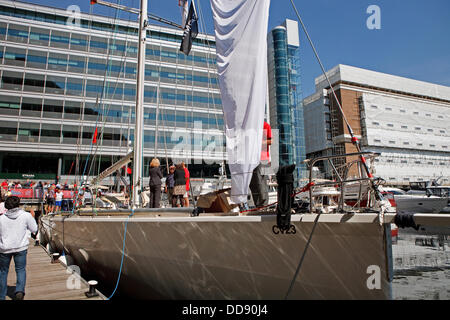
[[305, 151, 382, 213]]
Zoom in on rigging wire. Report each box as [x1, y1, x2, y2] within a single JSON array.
[[107, 209, 134, 300]]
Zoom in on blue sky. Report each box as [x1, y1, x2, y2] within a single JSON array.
[[20, 0, 450, 97]]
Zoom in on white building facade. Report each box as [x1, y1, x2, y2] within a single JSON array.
[[304, 64, 450, 186]]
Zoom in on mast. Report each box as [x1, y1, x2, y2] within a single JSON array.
[[89, 0, 181, 206], [132, 0, 148, 208]]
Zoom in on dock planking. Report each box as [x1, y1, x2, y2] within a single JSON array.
[[5, 239, 104, 300]]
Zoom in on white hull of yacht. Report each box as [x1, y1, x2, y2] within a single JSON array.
[[394, 195, 448, 213], [40, 211, 393, 300]]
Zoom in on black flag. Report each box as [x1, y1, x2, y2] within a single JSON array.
[[180, 1, 198, 56]]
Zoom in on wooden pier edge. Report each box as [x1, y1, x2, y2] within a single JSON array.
[[5, 239, 106, 300]]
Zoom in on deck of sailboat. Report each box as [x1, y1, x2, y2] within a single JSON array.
[[45, 210, 450, 225]]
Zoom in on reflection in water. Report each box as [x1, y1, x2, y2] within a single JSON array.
[[392, 230, 449, 300]]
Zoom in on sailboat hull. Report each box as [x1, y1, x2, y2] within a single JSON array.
[[40, 213, 392, 299]]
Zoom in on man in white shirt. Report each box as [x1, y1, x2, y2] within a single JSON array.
[[0, 196, 37, 300]]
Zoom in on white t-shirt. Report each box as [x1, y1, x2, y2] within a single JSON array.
[[55, 191, 63, 202]]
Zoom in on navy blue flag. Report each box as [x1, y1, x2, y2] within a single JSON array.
[[180, 1, 198, 55]]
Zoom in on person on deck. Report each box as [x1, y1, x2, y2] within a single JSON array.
[[182, 162, 190, 207], [165, 165, 176, 207], [173, 164, 186, 207], [0, 196, 37, 300], [249, 120, 272, 208], [148, 158, 163, 208]]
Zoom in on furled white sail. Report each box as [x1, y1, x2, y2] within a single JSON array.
[[211, 0, 271, 204]]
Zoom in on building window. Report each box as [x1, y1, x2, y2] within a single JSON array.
[[0, 94, 20, 116], [62, 124, 80, 144], [389, 141, 395, 144], [415, 127, 421, 130], [385, 107, 392, 111], [24, 73, 45, 93], [401, 125, 408, 129], [430, 144, 435, 147], [1, 71, 23, 91], [29, 27, 50, 46], [45, 75, 65, 95], [0, 120, 17, 141], [443, 146, 448, 149], [26, 50, 47, 69], [400, 109, 406, 113], [21, 97, 42, 118], [63, 101, 82, 120], [48, 53, 68, 72], [427, 129, 433, 132], [372, 122, 379, 126], [413, 111, 419, 115], [387, 123, 394, 127], [426, 114, 431, 117], [438, 115, 443, 119], [401, 160, 407, 164], [370, 105, 378, 109], [403, 142, 409, 145], [18, 121, 40, 143], [43, 99, 63, 119], [374, 139, 381, 143], [4, 47, 26, 67], [417, 143, 423, 146], [40, 123, 61, 143]]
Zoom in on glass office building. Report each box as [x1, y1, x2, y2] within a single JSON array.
[[267, 19, 306, 183], [0, 0, 225, 182]]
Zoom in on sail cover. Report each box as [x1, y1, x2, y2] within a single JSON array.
[[211, 0, 271, 204]]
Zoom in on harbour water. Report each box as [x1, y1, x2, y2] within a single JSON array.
[[391, 229, 450, 300]]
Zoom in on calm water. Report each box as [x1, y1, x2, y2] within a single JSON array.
[[391, 230, 450, 300]]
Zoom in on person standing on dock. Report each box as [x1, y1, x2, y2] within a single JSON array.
[[54, 187, 63, 212], [148, 158, 163, 208], [0, 195, 6, 216], [45, 185, 56, 214], [0, 196, 37, 300]]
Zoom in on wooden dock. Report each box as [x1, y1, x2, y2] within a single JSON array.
[[5, 240, 105, 300]]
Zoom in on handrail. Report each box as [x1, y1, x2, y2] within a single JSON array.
[[306, 152, 381, 212]]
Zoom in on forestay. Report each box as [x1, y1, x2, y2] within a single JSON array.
[[210, 0, 271, 204]]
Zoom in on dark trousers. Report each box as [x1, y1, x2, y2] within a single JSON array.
[[250, 163, 268, 207], [149, 185, 161, 208], [167, 188, 174, 207]]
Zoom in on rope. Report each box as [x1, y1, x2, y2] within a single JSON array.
[[284, 212, 321, 299], [107, 209, 134, 299]]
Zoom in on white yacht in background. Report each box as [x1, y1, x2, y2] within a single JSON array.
[[394, 186, 450, 214]]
